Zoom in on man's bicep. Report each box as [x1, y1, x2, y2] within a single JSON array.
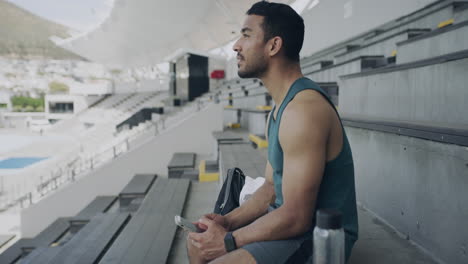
[[279, 105, 330, 219], [282, 144, 326, 209]]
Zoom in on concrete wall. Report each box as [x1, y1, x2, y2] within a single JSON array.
[[300, 0, 438, 58], [336, 31, 411, 64], [339, 58, 468, 127], [231, 89, 247, 98], [222, 107, 266, 136], [0, 112, 46, 129], [20, 103, 223, 237], [45, 94, 101, 114], [225, 57, 238, 81], [299, 0, 468, 66], [113, 81, 137, 93], [454, 5, 468, 22], [307, 59, 362, 82], [305, 62, 324, 73], [135, 79, 163, 93], [361, 4, 453, 47], [223, 110, 238, 126], [248, 112, 268, 136], [69, 81, 112, 95], [398, 24, 468, 64], [232, 94, 267, 109], [346, 126, 468, 264]]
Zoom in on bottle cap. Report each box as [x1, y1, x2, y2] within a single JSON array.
[[316, 209, 343, 230]]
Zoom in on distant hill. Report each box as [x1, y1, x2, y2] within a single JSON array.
[[0, 0, 84, 60]]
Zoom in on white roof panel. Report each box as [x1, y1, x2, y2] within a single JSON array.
[[60, 0, 295, 67]]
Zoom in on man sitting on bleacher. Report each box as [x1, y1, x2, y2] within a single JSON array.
[[187, 1, 358, 263]]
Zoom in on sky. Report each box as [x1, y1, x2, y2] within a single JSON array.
[[7, 0, 114, 32]]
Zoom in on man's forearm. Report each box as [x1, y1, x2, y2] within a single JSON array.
[[225, 182, 275, 230], [233, 205, 312, 247]]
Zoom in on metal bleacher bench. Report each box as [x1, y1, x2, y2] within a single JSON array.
[[219, 138, 267, 181], [0, 235, 15, 249], [2, 176, 190, 264], [118, 174, 157, 210], [212, 130, 246, 144], [20, 213, 131, 264], [0, 218, 71, 264], [69, 195, 117, 233], [99, 178, 190, 264], [167, 152, 196, 178], [0, 196, 121, 263]]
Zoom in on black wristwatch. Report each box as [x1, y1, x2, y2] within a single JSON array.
[[224, 232, 237, 252]]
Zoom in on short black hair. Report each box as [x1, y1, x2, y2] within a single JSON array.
[[247, 1, 304, 62]]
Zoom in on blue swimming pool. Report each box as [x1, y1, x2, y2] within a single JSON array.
[[0, 157, 48, 169]]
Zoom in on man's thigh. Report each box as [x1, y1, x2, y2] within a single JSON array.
[[240, 236, 312, 264], [209, 249, 256, 264]]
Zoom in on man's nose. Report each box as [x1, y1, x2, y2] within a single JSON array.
[[233, 39, 241, 52]]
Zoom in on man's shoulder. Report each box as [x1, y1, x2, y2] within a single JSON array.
[[283, 90, 333, 123], [279, 93, 333, 144]]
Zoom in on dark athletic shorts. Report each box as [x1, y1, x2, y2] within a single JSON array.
[[241, 207, 313, 264]]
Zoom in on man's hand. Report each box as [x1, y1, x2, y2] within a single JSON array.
[[188, 217, 228, 261], [195, 213, 230, 231]]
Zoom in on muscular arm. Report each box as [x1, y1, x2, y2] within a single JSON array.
[[232, 99, 331, 246], [224, 110, 275, 230]]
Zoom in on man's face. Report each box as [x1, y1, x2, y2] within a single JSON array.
[[233, 15, 269, 78]]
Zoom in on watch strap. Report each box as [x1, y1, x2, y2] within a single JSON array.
[[224, 232, 237, 252]]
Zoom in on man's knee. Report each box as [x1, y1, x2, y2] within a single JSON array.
[[186, 236, 256, 264], [209, 249, 256, 264]]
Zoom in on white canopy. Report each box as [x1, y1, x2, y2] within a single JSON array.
[[59, 0, 294, 67]]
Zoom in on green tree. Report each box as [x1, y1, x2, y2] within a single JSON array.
[[11, 96, 44, 111], [24, 105, 34, 112]]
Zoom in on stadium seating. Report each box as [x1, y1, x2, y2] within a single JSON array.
[[167, 153, 197, 178], [2, 1, 466, 263], [99, 178, 190, 264], [0, 173, 190, 264], [118, 174, 156, 210], [397, 19, 468, 63]]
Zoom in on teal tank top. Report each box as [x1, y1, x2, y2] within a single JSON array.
[[267, 77, 358, 261]]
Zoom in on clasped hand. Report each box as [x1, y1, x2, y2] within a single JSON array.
[[188, 213, 230, 261]]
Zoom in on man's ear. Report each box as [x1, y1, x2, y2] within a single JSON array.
[[268, 36, 283, 57]]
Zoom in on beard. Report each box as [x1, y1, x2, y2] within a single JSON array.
[[237, 53, 268, 79]]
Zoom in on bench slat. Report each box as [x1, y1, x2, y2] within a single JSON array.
[[121, 180, 178, 263], [75, 196, 117, 219], [21, 213, 130, 264], [100, 178, 190, 264], [167, 153, 196, 169], [57, 213, 130, 264], [0, 218, 70, 264], [143, 180, 190, 263], [120, 174, 157, 196], [99, 179, 172, 263], [21, 246, 62, 264], [0, 238, 34, 264], [119, 174, 157, 209]]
